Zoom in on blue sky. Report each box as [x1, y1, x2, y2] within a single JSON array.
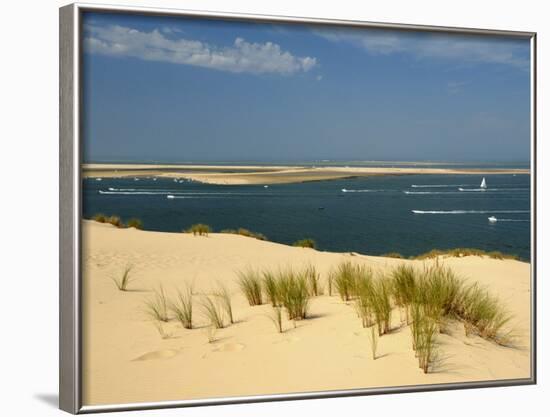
[[82, 12, 531, 163]]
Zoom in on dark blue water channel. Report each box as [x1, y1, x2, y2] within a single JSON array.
[[83, 174, 531, 260]]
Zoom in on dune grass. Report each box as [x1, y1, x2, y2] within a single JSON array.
[[353, 266, 375, 328], [106, 215, 124, 228], [398, 264, 512, 346], [414, 248, 519, 261], [214, 283, 234, 325], [126, 218, 143, 229], [382, 252, 404, 259], [327, 270, 335, 296], [221, 228, 267, 241], [237, 269, 263, 306], [170, 286, 193, 329], [263, 270, 280, 307], [333, 261, 357, 302], [458, 283, 512, 344], [186, 223, 212, 236], [92, 213, 107, 223], [276, 268, 310, 320], [370, 277, 393, 335], [412, 308, 439, 373], [111, 265, 134, 291], [293, 238, 317, 249], [268, 306, 284, 333], [391, 264, 417, 324], [144, 285, 170, 322], [304, 264, 322, 296], [200, 295, 225, 329]]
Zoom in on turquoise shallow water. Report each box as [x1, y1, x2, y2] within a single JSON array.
[[83, 173, 531, 260]]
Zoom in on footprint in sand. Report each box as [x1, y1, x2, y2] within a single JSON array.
[[132, 349, 180, 361], [213, 342, 245, 352]]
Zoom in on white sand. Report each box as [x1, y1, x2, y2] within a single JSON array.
[[82, 221, 531, 405], [82, 163, 530, 185]]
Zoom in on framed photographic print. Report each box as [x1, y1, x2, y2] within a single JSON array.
[[59, 2, 536, 413]]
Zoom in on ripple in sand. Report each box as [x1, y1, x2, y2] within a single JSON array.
[[132, 349, 179, 361]]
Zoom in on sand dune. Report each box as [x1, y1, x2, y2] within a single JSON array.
[[82, 163, 530, 185], [82, 220, 531, 406]]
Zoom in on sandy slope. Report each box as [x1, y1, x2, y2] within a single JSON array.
[[82, 221, 532, 406], [82, 163, 530, 184]]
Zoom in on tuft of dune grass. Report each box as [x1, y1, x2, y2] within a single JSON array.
[[458, 283, 513, 344], [382, 252, 404, 259], [144, 285, 170, 322], [370, 276, 393, 335], [333, 261, 357, 302], [391, 264, 417, 324], [186, 223, 212, 236], [304, 264, 322, 296], [170, 285, 193, 329], [111, 265, 134, 291], [92, 213, 107, 223], [221, 228, 267, 241], [106, 215, 124, 228], [268, 306, 284, 333], [293, 238, 317, 249], [200, 295, 225, 329], [237, 268, 263, 306], [276, 268, 310, 321], [214, 283, 234, 324], [263, 270, 280, 307], [353, 266, 375, 328], [126, 218, 143, 229], [413, 247, 519, 261], [398, 263, 513, 346]]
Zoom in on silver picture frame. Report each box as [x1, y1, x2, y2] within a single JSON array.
[[59, 2, 537, 414]]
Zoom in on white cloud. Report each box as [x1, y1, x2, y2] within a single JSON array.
[[84, 24, 318, 75], [316, 75, 323, 81], [315, 28, 529, 70]]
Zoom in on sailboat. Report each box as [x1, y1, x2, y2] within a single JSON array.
[[458, 177, 488, 192], [480, 177, 487, 189]]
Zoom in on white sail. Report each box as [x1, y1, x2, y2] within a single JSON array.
[[480, 177, 487, 189]]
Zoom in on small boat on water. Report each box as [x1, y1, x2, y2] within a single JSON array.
[[264, 185, 269, 188], [458, 177, 488, 192], [488, 216, 497, 223], [480, 177, 487, 189]]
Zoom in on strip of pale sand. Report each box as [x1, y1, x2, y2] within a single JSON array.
[[82, 220, 531, 405], [83, 163, 530, 185]]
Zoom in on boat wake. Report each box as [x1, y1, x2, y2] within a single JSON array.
[[342, 189, 387, 193], [488, 218, 529, 222], [412, 210, 529, 215], [404, 191, 462, 195], [411, 184, 472, 188]]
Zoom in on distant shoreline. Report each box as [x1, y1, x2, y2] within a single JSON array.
[[83, 163, 530, 185]]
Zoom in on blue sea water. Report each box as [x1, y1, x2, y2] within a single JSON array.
[[82, 173, 531, 260]]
